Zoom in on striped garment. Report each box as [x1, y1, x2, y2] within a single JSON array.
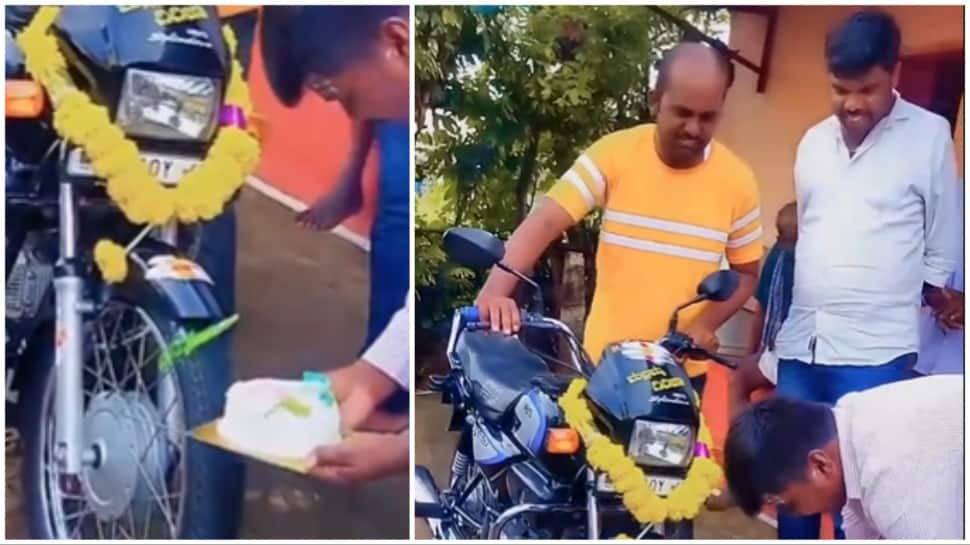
[[756, 244, 795, 352]]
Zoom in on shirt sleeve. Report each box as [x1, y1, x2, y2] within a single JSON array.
[[841, 500, 880, 540], [923, 122, 960, 287], [361, 295, 410, 390], [545, 134, 615, 222], [725, 170, 764, 265]]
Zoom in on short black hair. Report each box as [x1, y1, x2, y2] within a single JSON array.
[[655, 42, 735, 95], [825, 9, 901, 78], [260, 6, 407, 106], [724, 397, 837, 516]]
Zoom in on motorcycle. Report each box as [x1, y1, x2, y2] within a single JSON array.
[[6, 6, 245, 539], [415, 227, 739, 539]]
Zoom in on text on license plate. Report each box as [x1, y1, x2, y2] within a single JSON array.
[[597, 473, 682, 497], [65, 148, 202, 186]]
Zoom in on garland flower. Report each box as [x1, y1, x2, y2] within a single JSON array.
[[17, 6, 260, 283], [559, 378, 723, 528]]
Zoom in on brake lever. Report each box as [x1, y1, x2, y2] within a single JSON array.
[[706, 351, 738, 369]]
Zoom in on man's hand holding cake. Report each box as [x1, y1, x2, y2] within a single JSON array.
[[306, 297, 410, 485]]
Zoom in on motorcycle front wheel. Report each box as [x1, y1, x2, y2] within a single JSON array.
[[20, 297, 244, 539]]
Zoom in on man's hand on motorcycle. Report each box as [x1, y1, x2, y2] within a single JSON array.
[[681, 324, 719, 357], [326, 360, 398, 433], [475, 295, 521, 335], [305, 431, 409, 486]]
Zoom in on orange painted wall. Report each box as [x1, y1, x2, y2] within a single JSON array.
[[244, 14, 380, 238]]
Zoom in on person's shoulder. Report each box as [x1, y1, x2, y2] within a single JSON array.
[[594, 123, 653, 151], [798, 115, 839, 150], [898, 98, 952, 138]]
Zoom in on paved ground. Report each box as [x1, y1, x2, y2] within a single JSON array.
[[6, 188, 409, 539], [414, 395, 775, 540]]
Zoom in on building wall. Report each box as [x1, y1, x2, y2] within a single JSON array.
[[719, 5, 964, 242]]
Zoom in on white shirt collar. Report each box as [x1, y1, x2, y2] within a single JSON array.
[[833, 406, 863, 500]]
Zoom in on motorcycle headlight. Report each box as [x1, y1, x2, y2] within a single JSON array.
[[116, 68, 220, 142], [628, 420, 695, 468]]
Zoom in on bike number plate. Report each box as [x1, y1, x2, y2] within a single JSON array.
[[65, 148, 201, 186], [597, 473, 682, 497]]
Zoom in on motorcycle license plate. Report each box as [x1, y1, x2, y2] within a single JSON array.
[[597, 473, 682, 497], [65, 148, 201, 186]]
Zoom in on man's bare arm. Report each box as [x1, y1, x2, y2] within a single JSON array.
[[475, 198, 577, 333]]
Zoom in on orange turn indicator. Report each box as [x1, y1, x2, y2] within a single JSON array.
[[546, 428, 580, 454], [6, 80, 45, 118]]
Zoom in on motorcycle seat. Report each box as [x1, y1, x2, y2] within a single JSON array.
[[456, 330, 552, 423]]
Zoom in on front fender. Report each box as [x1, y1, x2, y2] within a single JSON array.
[[115, 244, 225, 322]]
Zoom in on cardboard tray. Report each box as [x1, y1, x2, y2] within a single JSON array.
[[190, 418, 309, 475]]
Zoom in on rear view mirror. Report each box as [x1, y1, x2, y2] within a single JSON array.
[[442, 228, 506, 270], [697, 270, 740, 302]]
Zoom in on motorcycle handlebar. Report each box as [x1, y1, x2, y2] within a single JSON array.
[[704, 351, 737, 369], [459, 305, 531, 329]]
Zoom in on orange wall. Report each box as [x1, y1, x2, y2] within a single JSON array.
[[720, 5, 965, 242]]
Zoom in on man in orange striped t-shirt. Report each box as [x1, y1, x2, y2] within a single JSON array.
[[477, 43, 764, 395]]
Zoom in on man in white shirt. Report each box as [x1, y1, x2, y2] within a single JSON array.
[[305, 296, 410, 485], [724, 375, 963, 540], [771, 10, 959, 538]]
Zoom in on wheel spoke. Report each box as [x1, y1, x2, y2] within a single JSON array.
[[143, 494, 153, 538], [126, 503, 137, 540], [90, 324, 110, 395], [62, 505, 94, 522], [96, 319, 123, 391], [132, 439, 179, 536], [118, 326, 153, 391]]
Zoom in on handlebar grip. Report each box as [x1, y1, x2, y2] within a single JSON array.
[[460, 306, 531, 328], [459, 306, 480, 323]]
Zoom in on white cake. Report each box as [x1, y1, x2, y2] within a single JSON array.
[[217, 377, 342, 460]]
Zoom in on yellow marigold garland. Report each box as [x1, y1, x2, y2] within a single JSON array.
[[559, 378, 723, 526], [94, 240, 128, 284], [17, 6, 260, 282]]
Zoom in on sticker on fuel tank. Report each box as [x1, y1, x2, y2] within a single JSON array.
[[118, 6, 209, 27], [626, 366, 686, 392]]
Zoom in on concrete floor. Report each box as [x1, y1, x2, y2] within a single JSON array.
[[414, 395, 774, 540], [6, 188, 409, 539]]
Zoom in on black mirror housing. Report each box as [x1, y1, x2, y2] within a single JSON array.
[[442, 227, 506, 270], [697, 269, 741, 302]]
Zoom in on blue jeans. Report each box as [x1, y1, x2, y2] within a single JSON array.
[[775, 353, 915, 539]]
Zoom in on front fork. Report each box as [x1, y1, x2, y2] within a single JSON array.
[[586, 468, 600, 539], [53, 181, 86, 474], [53, 180, 181, 475]]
